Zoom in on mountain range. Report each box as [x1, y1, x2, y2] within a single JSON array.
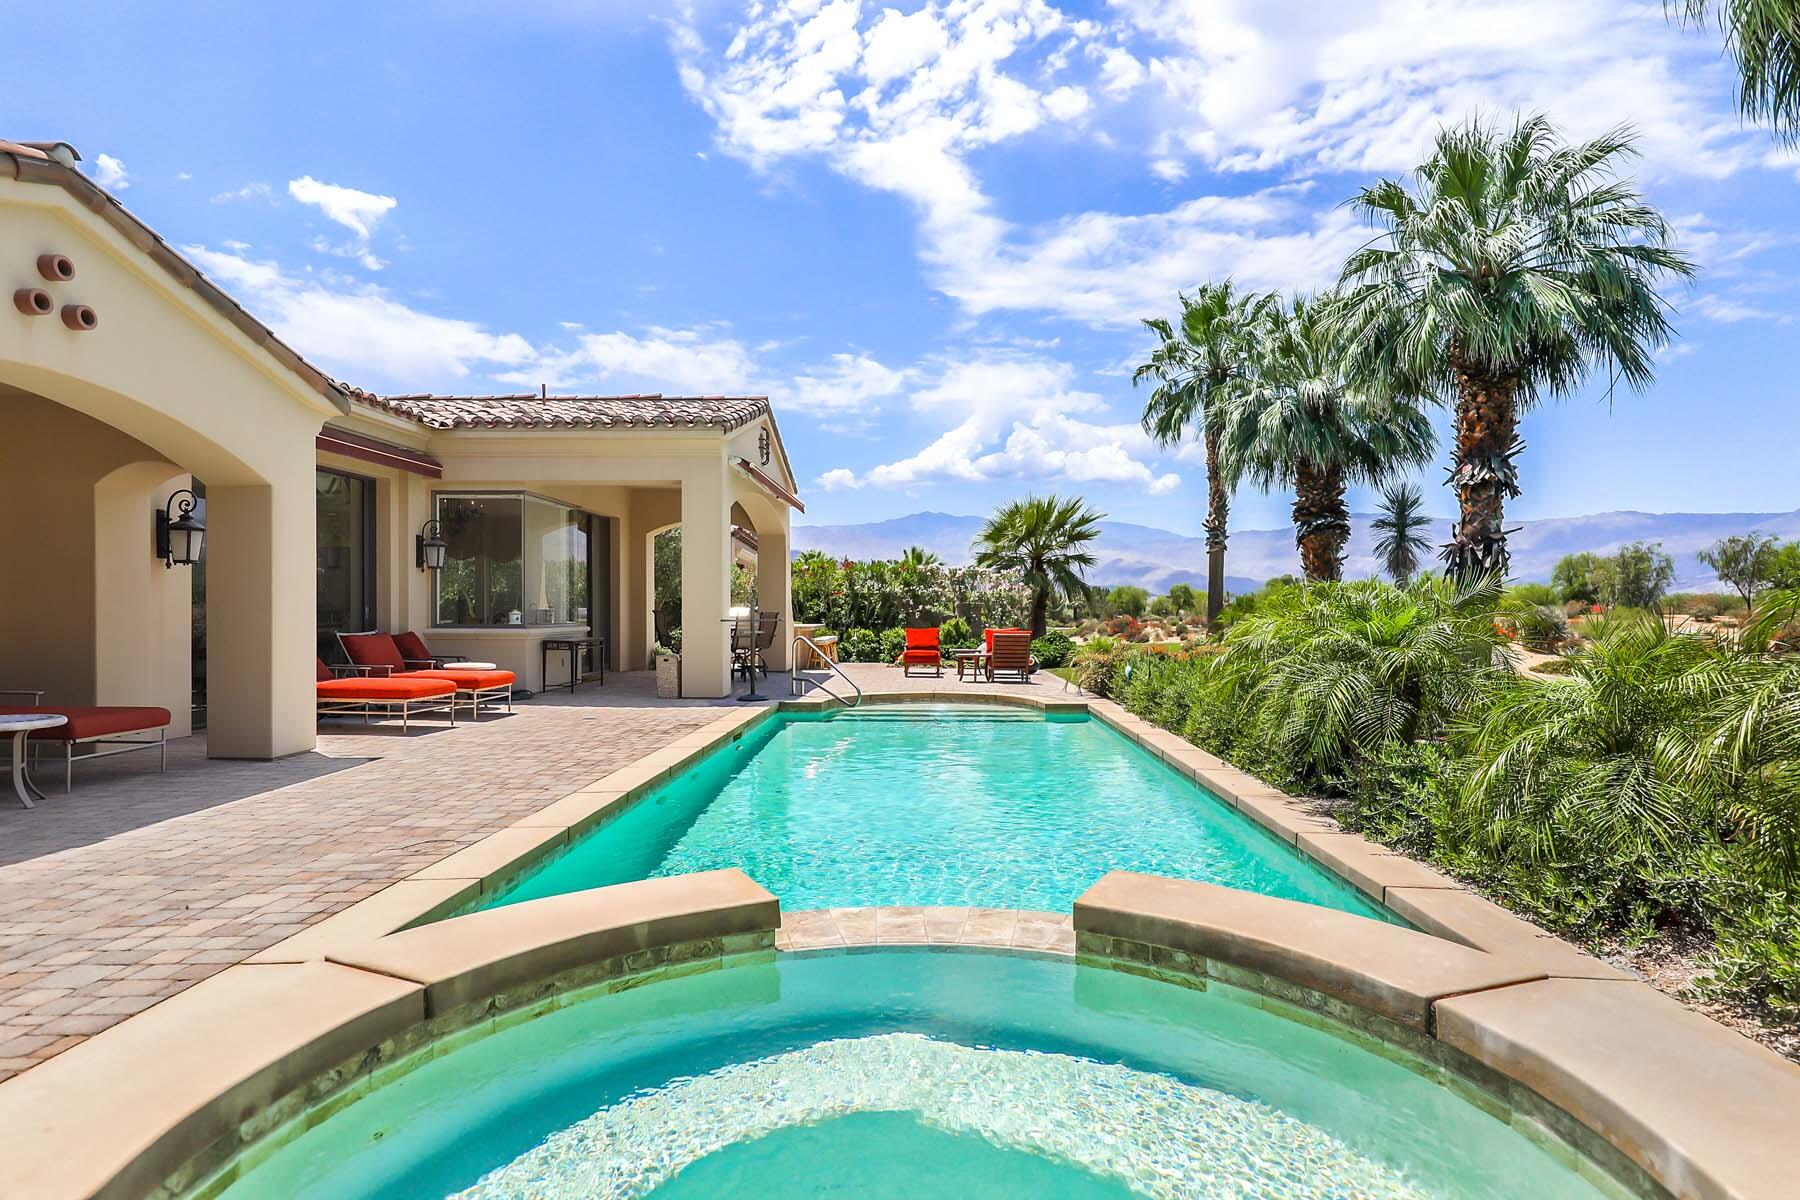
[[792, 508, 1800, 593]]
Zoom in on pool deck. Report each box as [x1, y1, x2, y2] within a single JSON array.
[[3, 664, 1799, 1200], [0, 665, 1060, 1081]]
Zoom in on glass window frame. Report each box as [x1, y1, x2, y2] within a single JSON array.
[[432, 490, 601, 630]]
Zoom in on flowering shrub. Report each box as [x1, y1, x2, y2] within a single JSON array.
[[790, 551, 1031, 632]]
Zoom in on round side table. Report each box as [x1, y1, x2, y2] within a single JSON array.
[[3, 713, 66, 809]]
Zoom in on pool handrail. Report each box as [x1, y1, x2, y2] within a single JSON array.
[[790, 634, 862, 707]]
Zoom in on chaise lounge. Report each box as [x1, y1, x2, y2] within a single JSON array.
[[315, 659, 457, 730], [338, 632, 515, 719], [0, 689, 172, 796]]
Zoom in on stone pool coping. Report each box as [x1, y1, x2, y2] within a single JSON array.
[[1, 688, 1795, 1199]]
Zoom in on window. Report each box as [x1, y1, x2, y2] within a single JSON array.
[[434, 492, 597, 628], [316, 469, 375, 661]]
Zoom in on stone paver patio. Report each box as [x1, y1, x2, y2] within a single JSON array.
[[0, 663, 1074, 1080]]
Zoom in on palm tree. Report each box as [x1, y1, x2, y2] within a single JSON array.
[[1371, 481, 1435, 584], [1134, 281, 1277, 625], [972, 495, 1104, 638], [1216, 294, 1435, 582], [1332, 115, 1694, 582], [1676, 1, 1800, 142], [899, 545, 941, 568]]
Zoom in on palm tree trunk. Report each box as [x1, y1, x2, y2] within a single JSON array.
[[1293, 461, 1350, 582], [1445, 361, 1522, 582], [1029, 586, 1049, 640], [1203, 424, 1229, 627]]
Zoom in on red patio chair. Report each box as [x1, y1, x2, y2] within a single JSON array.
[[315, 658, 456, 731], [0, 689, 171, 794], [901, 627, 942, 677]]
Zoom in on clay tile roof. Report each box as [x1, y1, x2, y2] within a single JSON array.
[[345, 391, 772, 432]]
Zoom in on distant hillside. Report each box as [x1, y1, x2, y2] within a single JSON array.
[[792, 508, 1800, 593]]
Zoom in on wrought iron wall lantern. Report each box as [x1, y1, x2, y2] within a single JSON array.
[[416, 519, 448, 572], [154, 489, 205, 568]]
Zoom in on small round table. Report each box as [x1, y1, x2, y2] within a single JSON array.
[[3, 713, 66, 809]]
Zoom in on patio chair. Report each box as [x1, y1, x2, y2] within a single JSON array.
[[901, 627, 943, 677], [0, 688, 171, 793], [315, 659, 456, 731], [988, 630, 1034, 683], [984, 627, 1028, 654], [338, 632, 515, 719]]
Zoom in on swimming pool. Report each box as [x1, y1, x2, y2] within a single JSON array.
[[483, 705, 1390, 919], [212, 949, 1617, 1199]]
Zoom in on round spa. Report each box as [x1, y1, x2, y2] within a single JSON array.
[[205, 948, 1628, 1200]]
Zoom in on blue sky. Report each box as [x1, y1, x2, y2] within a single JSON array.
[[11, 0, 1797, 534]]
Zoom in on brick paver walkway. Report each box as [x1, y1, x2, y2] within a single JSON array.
[[0, 674, 744, 1080], [0, 664, 1078, 1081]]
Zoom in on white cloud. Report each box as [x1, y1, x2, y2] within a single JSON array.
[[787, 353, 908, 413], [673, 0, 1772, 334], [182, 245, 538, 385], [92, 153, 130, 190], [816, 467, 864, 491], [212, 181, 273, 204], [1691, 293, 1795, 325], [521, 326, 760, 394], [287, 176, 398, 239], [832, 355, 1181, 493]]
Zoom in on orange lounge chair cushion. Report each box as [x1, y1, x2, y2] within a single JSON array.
[[900, 650, 940, 664], [339, 632, 408, 674], [903, 627, 940, 651], [316, 676, 456, 701], [404, 668, 515, 689], [0, 706, 172, 740]]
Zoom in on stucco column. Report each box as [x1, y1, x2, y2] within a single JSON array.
[[93, 468, 194, 737], [679, 459, 731, 698], [756, 518, 792, 671], [205, 464, 316, 758]]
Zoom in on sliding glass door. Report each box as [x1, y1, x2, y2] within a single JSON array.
[[316, 468, 376, 662]]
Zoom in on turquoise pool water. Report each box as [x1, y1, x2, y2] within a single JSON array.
[[216, 949, 1614, 1199], [484, 705, 1390, 919]]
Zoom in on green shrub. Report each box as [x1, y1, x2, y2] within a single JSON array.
[[1070, 637, 1129, 697], [1704, 886, 1800, 1018], [1509, 603, 1570, 652], [938, 616, 977, 651], [879, 627, 907, 663], [839, 627, 884, 662], [1030, 631, 1075, 668], [1505, 582, 1559, 607]]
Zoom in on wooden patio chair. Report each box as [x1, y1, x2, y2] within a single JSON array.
[[988, 630, 1034, 683]]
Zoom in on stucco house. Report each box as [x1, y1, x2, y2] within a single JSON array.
[[1, 138, 799, 760]]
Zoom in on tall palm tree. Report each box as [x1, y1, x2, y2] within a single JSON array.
[[1216, 294, 1436, 583], [1332, 116, 1694, 582], [1134, 281, 1277, 625], [1371, 481, 1435, 584], [1677, 1, 1800, 142], [971, 495, 1104, 638]]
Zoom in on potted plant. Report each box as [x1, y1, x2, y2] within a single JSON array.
[[653, 642, 681, 699]]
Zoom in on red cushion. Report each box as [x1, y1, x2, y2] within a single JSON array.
[[317, 657, 334, 683], [340, 632, 407, 673], [900, 650, 939, 663], [392, 631, 433, 663], [904, 627, 939, 650], [0, 706, 171, 740], [404, 668, 515, 689], [316, 676, 456, 700]]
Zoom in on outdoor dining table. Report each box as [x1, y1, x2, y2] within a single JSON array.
[[3, 712, 66, 809]]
